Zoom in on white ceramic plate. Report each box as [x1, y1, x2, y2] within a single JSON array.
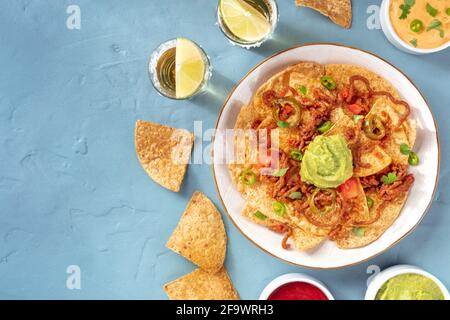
[[212, 44, 439, 269]]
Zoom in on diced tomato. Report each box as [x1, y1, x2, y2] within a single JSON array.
[[341, 88, 349, 99], [288, 138, 299, 147], [262, 90, 277, 106], [280, 104, 294, 118], [338, 178, 359, 199], [273, 224, 288, 234], [347, 103, 363, 115]]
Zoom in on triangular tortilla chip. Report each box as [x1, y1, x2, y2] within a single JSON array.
[[135, 120, 194, 192], [291, 228, 325, 251], [295, 0, 352, 29], [166, 192, 226, 273], [164, 268, 239, 300]]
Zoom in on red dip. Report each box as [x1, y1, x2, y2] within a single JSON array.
[[268, 281, 328, 300]]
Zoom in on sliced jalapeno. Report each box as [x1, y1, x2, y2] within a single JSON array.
[[320, 76, 336, 90], [272, 97, 301, 128], [410, 19, 424, 33], [363, 114, 386, 140]]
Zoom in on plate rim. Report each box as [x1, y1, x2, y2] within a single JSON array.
[[211, 42, 440, 270]]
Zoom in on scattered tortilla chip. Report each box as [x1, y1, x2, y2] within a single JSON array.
[[295, 0, 352, 29], [164, 268, 239, 300], [166, 192, 227, 273], [135, 120, 194, 192]]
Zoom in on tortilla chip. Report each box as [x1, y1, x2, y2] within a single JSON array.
[[166, 192, 226, 273], [252, 62, 325, 114], [135, 120, 194, 192], [240, 203, 281, 228], [336, 192, 408, 249], [326, 108, 392, 177], [164, 268, 239, 300], [403, 119, 417, 148], [291, 228, 325, 251], [295, 0, 352, 29]]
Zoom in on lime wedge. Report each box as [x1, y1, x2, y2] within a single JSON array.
[[219, 0, 271, 43], [175, 38, 206, 99]]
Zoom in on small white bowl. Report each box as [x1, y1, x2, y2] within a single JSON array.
[[259, 273, 334, 300], [365, 265, 450, 300], [380, 0, 450, 55]]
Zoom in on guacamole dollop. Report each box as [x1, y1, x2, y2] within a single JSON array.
[[376, 273, 445, 300], [300, 135, 352, 188]]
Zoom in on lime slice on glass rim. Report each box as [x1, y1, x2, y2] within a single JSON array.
[[219, 0, 272, 43], [175, 38, 206, 99]]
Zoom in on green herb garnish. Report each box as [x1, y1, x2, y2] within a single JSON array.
[[426, 19, 445, 38], [289, 192, 303, 200], [366, 196, 374, 209], [399, 0, 416, 19], [381, 172, 398, 185], [446, 8, 450, 16], [408, 152, 420, 166], [277, 120, 289, 128], [400, 143, 411, 155], [426, 3, 438, 17], [353, 115, 364, 123], [254, 211, 267, 221], [352, 227, 366, 237], [410, 38, 418, 47], [271, 168, 288, 177], [297, 85, 307, 96]]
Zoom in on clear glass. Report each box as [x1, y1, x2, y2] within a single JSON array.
[[148, 39, 211, 100], [217, 0, 278, 48]]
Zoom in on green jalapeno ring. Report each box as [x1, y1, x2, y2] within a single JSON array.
[[363, 114, 386, 140], [272, 97, 301, 128], [410, 19, 424, 33], [240, 169, 256, 186], [320, 76, 337, 90]]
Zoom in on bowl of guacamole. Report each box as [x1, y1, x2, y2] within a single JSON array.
[[366, 265, 449, 300]]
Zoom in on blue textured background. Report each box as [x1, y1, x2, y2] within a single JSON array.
[[0, 0, 449, 300]]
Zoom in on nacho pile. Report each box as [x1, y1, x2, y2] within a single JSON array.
[[135, 120, 194, 192], [230, 62, 418, 251], [165, 192, 239, 300]]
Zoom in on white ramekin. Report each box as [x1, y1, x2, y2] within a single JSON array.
[[365, 264, 450, 300], [380, 0, 450, 55], [259, 273, 334, 300]]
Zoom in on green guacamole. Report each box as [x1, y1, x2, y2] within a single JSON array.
[[376, 274, 445, 300], [300, 135, 353, 188]]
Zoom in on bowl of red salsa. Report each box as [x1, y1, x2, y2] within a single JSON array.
[[259, 273, 334, 300]]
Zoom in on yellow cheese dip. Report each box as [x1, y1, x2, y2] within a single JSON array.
[[376, 273, 445, 300], [390, 0, 450, 49]]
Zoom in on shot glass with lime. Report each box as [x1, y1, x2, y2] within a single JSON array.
[[217, 0, 278, 48], [148, 38, 211, 100]]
